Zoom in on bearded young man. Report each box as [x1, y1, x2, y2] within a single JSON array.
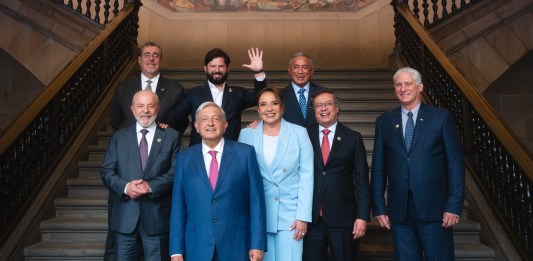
[[168, 47, 266, 146]]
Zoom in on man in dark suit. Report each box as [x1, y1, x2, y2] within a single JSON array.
[[101, 90, 180, 260], [168, 48, 266, 146], [111, 41, 185, 131], [106, 41, 184, 260], [169, 102, 267, 261], [281, 52, 327, 127], [371, 67, 465, 260], [303, 89, 370, 261]]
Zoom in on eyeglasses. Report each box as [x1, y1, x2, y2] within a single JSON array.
[[314, 101, 335, 109], [142, 52, 161, 60]]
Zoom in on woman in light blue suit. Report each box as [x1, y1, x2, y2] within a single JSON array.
[[239, 87, 313, 261]]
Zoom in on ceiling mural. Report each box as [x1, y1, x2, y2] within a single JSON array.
[[154, 0, 376, 12]]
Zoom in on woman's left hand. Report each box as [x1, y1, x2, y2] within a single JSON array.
[[290, 220, 308, 241]]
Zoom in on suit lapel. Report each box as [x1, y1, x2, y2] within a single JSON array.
[[268, 119, 290, 176], [155, 78, 167, 103], [216, 141, 235, 193], [284, 85, 305, 123], [391, 107, 406, 152], [327, 123, 346, 166], [143, 127, 166, 177], [250, 122, 275, 184], [409, 104, 428, 151], [191, 145, 213, 192], [221, 84, 232, 110], [128, 126, 143, 178], [201, 84, 214, 103], [308, 126, 322, 168]]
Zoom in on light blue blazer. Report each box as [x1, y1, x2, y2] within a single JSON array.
[[239, 118, 314, 233]]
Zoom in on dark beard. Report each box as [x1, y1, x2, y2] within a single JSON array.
[[207, 71, 229, 85]]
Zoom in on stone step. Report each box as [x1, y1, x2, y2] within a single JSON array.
[[67, 177, 107, 198], [358, 242, 494, 260], [40, 217, 107, 242], [363, 218, 481, 244], [78, 161, 103, 178], [24, 241, 104, 260], [54, 197, 107, 218]]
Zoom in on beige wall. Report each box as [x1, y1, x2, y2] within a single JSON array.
[[138, 0, 395, 69]]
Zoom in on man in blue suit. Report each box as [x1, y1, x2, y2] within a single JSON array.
[[170, 102, 267, 261], [371, 67, 465, 260], [101, 90, 180, 260], [281, 52, 327, 127], [168, 48, 266, 146]]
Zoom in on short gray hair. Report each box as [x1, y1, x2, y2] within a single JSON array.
[[393, 67, 422, 85], [288, 52, 314, 69], [194, 102, 227, 122]]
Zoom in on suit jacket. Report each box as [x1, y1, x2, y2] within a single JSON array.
[[307, 122, 370, 227], [169, 140, 267, 260], [239, 119, 313, 233], [281, 82, 327, 127], [371, 104, 465, 222], [100, 125, 180, 234], [110, 75, 185, 131], [168, 79, 266, 146]]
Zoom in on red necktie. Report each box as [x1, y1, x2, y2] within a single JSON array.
[[321, 129, 331, 165], [208, 150, 218, 190]]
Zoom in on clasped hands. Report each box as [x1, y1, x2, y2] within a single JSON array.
[[126, 179, 151, 199]]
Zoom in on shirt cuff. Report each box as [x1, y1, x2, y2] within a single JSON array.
[[254, 72, 266, 81]]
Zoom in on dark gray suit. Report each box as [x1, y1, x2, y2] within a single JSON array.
[[110, 76, 185, 131], [101, 125, 180, 260], [281, 82, 327, 127]]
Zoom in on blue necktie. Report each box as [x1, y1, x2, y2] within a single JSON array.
[[405, 112, 414, 150], [298, 88, 307, 119]]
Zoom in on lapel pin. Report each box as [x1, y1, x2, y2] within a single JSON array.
[[161, 88, 165, 92], [157, 138, 162, 143], [395, 124, 400, 128], [229, 88, 232, 93], [420, 118, 423, 122], [337, 137, 341, 141]]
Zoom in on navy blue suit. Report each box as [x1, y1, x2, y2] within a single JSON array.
[[169, 140, 267, 260], [371, 103, 465, 260], [281, 82, 327, 127], [168, 80, 266, 146]]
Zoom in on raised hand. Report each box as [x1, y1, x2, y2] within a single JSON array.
[[242, 47, 264, 73]]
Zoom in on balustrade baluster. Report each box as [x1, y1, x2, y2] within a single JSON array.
[[104, 0, 111, 25], [451, 0, 457, 11], [442, 0, 448, 17], [95, 0, 101, 23], [413, 0, 420, 19], [85, 0, 92, 18], [422, 0, 430, 27], [113, 0, 120, 16], [431, 0, 439, 24], [76, 0, 81, 12]]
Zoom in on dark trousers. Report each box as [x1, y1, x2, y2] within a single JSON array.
[[303, 217, 360, 261], [391, 191, 454, 261], [104, 197, 116, 261], [115, 222, 169, 261]]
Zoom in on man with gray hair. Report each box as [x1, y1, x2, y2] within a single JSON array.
[[371, 67, 465, 260], [281, 52, 327, 127], [169, 102, 267, 261]]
